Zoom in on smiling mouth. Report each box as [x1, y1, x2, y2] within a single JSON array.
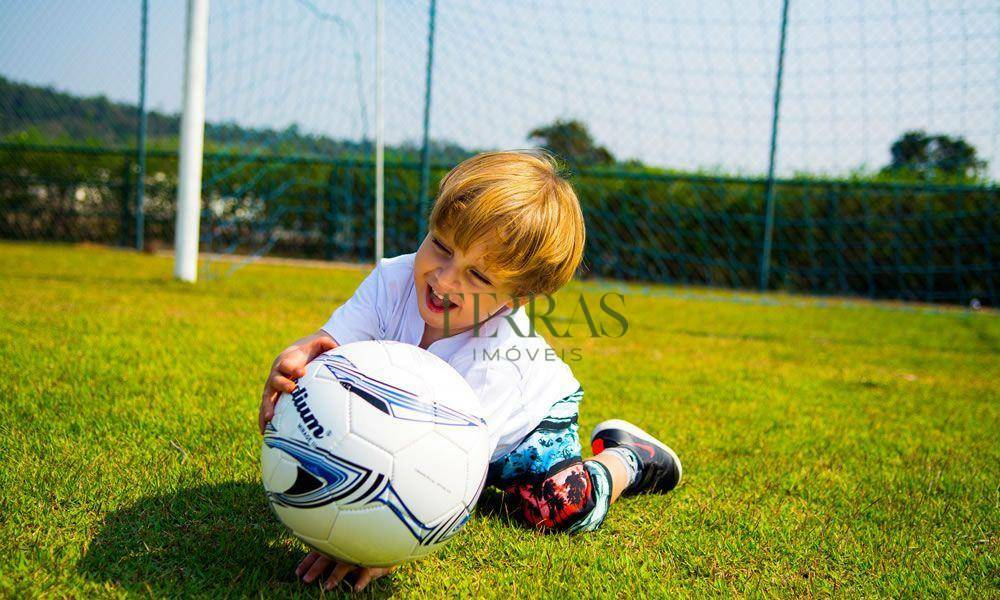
[[425, 284, 457, 313]]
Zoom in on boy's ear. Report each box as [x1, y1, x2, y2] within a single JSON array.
[[503, 294, 525, 310]]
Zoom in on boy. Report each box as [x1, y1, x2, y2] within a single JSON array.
[[259, 150, 682, 592]]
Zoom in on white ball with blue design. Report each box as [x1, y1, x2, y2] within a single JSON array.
[[261, 340, 491, 567]]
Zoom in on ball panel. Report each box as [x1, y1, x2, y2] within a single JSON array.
[[270, 392, 301, 439], [294, 533, 333, 557], [260, 443, 284, 488], [333, 341, 427, 396], [312, 542, 359, 566], [459, 436, 491, 503], [271, 501, 338, 542], [262, 451, 301, 495], [328, 505, 419, 567], [332, 432, 393, 497], [432, 425, 492, 504], [392, 432, 468, 525], [348, 393, 434, 454], [406, 504, 471, 560]]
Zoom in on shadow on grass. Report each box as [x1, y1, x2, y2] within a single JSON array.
[[78, 482, 397, 598], [10, 272, 171, 287], [474, 487, 523, 528], [475, 486, 566, 538]]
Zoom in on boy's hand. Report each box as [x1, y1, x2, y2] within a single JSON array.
[[259, 332, 338, 433], [296, 551, 397, 593]]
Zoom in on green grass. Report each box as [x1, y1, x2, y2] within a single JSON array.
[[1, 240, 997, 598]]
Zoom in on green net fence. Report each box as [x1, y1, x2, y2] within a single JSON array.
[[0, 0, 997, 305]]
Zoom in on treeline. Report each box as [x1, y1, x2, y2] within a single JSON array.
[[2, 76, 997, 304], [0, 76, 477, 163], [1, 144, 995, 305]]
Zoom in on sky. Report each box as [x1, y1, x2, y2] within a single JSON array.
[[1, 0, 998, 178]]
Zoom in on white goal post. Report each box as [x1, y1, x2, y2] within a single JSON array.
[[174, 0, 209, 282]]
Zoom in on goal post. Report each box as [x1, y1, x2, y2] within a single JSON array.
[[174, 0, 210, 282]]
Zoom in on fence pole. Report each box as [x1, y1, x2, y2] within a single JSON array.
[[135, 0, 149, 251], [325, 168, 338, 261], [174, 0, 210, 282], [758, 0, 790, 291], [120, 156, 133, 247], [985, 190, 997, 305], [374, 0, 385, 262], [417, 0, 438, 242]]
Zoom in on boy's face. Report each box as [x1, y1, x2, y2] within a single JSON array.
[[413, 228, 517, 337]]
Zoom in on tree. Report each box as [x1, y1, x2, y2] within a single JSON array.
[[527, 119, 615, 166], [884, 130, 986, 180]]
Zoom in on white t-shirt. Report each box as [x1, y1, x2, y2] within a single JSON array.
[[321, 252, 582, 461]]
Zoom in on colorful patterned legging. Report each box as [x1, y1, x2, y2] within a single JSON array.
[[486, 387, 613, 533]]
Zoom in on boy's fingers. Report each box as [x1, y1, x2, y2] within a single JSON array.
[[258, 388, 279, 433], [269, 374, 297, 394], [324, 563, 354, 590], [277, 357, 305, 377], [353, 569, 377, 592], [258, 373, 295, 434], [302, 555, 330, 584], [260, 387, 276, 409], [295, 552, 320, 578]]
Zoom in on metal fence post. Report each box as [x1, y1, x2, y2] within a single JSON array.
[[923, 194, 933, 302], [120, 155, 133, 247], [985, 190, 997, 305], [758, 0, 790, 291], [325, 167, 338, 261], [374, 0, 384, 263], [417, 0, 438, 242], [135, 0, 149, 251]]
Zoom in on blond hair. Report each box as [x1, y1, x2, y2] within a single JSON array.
[[428, 149, 586, 298]]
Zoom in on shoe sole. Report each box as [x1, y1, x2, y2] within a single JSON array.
[[591, 418, 683, 486]]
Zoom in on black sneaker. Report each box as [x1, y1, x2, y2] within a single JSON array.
[[590, 419, 682, 494]]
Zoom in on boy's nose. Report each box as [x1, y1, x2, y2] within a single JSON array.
[[434, 267, 461, 295]]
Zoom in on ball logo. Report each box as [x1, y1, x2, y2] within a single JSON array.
[[290, 385, 325, 438]]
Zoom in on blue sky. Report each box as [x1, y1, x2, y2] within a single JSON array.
[[1, 0, 997, 177]]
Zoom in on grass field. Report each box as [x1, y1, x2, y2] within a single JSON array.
[[1, 241, 997, 598]]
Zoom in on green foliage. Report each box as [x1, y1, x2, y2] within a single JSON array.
[[2, 77, 997, 304], [0, 76, 477, 163], [0, 242, 997, 597], [0, 75, 179, 147], [2, 144, 997, 304], [883, 130, 988, 182], [528, 119, 615, 166]]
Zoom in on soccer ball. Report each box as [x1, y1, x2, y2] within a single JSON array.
[[261, 340, 491, 567]]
